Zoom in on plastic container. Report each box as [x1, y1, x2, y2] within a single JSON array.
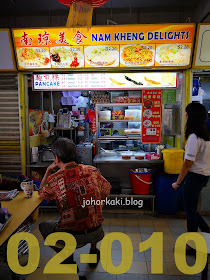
[[145, 153, 160, 160], [121, 151, 133, 159], [100, 150, 116, 157], [135, 155, 144, 160], [99, 110, 111, 120], [122, 155, 131, 159], [162, 149, 185, 174], [130, 170, 152, 194], [125, 109, 141, 120], [124, 129, 132, 134], [120, 151, 133, 156], [124, 128, 141, 134], [134, 152, 145, 160], [155, 174, 181, 214]]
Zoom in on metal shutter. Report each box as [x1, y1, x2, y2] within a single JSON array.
[[0, 73, 21, 174]]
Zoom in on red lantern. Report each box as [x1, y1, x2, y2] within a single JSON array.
[[58, 0, 108, 8], [58, 0, 108, 28]]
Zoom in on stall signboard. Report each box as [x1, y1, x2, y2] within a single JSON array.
[[12, 24, 195, 70], [32, 72, 177, 91], [193, 24, 210, 69], [141, 89, 162, 143]]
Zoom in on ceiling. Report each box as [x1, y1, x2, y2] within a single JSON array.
[[2, 0, 199, 15], [1, 0, 209, 27]]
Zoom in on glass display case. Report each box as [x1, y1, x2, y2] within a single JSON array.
[[95, 103, 163, 163]]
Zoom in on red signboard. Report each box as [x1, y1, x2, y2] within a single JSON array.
[[141, 89, 162, 143]]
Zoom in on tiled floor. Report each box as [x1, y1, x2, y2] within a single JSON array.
[[1, 210, 210, 280]]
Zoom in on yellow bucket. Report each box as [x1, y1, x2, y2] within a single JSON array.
[[162, 149, 185, 174]]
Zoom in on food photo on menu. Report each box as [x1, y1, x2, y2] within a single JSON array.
[[16, 47, 51, 68], [108, 72, 177, 88], [120, 44, 155, 67], [84, 45, 119, 67], [155, 43, 191, 66], [50, 46, 84, 68]]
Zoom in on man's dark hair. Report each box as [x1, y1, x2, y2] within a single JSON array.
[[185, 102, 209, 141], [52, 138, 76, 163]]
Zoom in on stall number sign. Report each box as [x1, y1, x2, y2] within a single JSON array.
[[141, 89, 162, 143]]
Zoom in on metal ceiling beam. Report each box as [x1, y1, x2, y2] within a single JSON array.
[[192, 0, 210, 22], [10, 0, 16, 6]]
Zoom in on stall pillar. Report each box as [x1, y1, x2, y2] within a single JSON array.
[[182, 69, 193, 145], [18, 72, 27, 175], [185, 69, 193, 108]]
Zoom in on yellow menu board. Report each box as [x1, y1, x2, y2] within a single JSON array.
[[12, 24, 195, 70]]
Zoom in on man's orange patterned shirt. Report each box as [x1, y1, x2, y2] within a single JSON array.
[[38, 163, 111, 231]]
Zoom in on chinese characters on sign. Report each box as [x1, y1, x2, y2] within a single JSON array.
[[32, 73, 177, 91], [13, 24, 195, 70], [21, 31, 33, 46], [141, 89, 162, 143], [56, 31, 70, 45], [38, 31, 52, 46], [72, 30, 88, 45]]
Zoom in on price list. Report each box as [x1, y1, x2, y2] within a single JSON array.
[[33, 73, 112, 90], [33, 73, 177, 91], [141, 89, 162, 143]]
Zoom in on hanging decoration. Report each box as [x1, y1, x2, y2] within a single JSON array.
[[58, 0, 108, 29]]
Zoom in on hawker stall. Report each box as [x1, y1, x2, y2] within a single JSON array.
[[11, 23, 195, 205]]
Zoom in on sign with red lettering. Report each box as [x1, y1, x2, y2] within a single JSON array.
[[141, 89, 162, 143], [12, 24, 195, 70], [32, 73, 177, 91]]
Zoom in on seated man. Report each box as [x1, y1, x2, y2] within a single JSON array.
[[38, 138, 111, 269]]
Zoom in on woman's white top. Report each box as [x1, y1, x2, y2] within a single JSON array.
[[185, 133, 210, 176]]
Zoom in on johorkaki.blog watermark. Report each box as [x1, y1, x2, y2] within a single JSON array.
[[82, 197, 144, 208]]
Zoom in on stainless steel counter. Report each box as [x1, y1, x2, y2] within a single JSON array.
[[93, 155, 164, 165]]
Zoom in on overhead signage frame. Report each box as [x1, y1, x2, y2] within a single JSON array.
[[12, 24, 195, 71], [193, 23, 210, 69]]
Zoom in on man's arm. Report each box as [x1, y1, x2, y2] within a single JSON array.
[[172, 134, 198, 190], [38, 161, 58, 201], [172, 159, 193, 190], [40, 161, 57, 189]]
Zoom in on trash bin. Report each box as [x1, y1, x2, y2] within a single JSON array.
[[155, 174, 182, 214], [162, 149, 184, 174], [130, 170, 152, 195]]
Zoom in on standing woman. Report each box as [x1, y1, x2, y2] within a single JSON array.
[[172, 103, 210, 236]]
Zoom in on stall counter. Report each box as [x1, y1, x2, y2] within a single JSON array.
[[94, 155, 164, 165]]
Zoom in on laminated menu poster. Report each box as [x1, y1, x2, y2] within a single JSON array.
[[141, 89, 162, 143], [29, 109, 49, 137]]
